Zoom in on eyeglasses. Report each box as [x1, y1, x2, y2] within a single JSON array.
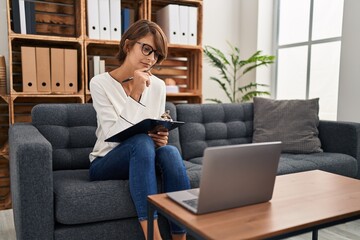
[[136, 41, 160, 60]]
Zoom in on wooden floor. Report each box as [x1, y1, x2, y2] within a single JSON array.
[[0, 209, 359, 240]]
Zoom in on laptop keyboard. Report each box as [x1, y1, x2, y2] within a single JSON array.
[[183, 198, 198, 209], [188, 188, 200, 196]]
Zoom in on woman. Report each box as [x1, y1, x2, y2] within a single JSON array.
[[89, 20, 190, 240]]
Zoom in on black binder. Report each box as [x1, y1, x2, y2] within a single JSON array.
[[105, 119, 184, 142]]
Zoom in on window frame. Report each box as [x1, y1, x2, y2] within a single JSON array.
[[273, 0, 342, 99]]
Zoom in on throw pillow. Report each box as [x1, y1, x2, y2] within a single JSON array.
[[252, 97, 322, 154]]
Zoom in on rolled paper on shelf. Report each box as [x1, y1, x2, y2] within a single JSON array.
[[0, 55, 6, 95]]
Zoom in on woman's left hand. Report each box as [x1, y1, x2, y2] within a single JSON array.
[[148, 130, 169, 147]]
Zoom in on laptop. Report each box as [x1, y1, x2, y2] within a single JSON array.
[[166, 141, 282, 214]]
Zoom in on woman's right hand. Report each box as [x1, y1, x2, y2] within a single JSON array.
[[129, 68, 151, 101]]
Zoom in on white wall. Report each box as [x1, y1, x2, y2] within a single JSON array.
[[202, 0, 242, 103], [257, 0, 275, 92], [337, 0, 360, 122], [202, 0, 274, 103]]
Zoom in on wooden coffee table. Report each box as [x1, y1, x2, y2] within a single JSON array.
[[147, 170, 360, 240]]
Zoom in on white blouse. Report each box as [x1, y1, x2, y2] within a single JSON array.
[[89, 72, 166, 162]]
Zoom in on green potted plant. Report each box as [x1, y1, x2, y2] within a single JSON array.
[[204, 44, 275, 103]]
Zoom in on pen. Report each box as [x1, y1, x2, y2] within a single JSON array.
[[121, 67, 153, 83], [122, 77, 134, 83]]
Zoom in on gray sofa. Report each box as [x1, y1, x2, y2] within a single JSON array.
[[9, 102, 360, 240]]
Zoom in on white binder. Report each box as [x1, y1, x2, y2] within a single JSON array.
[[99, 0, 111, 40], [157, 4, 181, 44], [188, 6, 198, 45], [87, 0, 100, 39], [110, 0, 121, 41], [19, 0, 27, 34], [179, 5, 189, 44], [93, 56, 100, 76], [99, 59, 105, 74]]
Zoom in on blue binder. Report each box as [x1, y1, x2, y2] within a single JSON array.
[[121, 8, 131, 35]]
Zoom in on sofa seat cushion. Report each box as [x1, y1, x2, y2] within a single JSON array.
[[187, 157, 203, 165], [183, 161, 202, 188], [53, 161, 202, 225], [53, 169, 137, 225], [278, 153, 358, 177]]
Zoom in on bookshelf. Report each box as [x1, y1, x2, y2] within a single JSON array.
[[0, 0, 203, 209]]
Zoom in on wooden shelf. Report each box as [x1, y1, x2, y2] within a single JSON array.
[[84, 38, 120, 45], [9, 33, 81, 43]]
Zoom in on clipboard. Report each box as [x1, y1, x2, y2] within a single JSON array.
[[105, 119, 184, 142]]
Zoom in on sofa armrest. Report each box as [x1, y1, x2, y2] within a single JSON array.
[[9, 123, 54, 240], [318, 120, 360, 178]]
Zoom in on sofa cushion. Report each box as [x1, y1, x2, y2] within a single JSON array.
[[187, 153, 357, 178], [53, 161, 202, 225], [32, 104, 97, 170], [176, 103, 253, 160], [253, 97, 322, 154], [53, 170, 136, 225], [278, 152, 357, 177]]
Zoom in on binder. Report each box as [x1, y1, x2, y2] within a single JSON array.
[[87, 0, 100, 39], [64, 49, 78, 93], [121, 8, 130, 34], [99, 0, 111, 40], [35, 47, 51, 92], [179, 5, 189, 44], [93, 56, 100, 76], [105, 119, 184, 142], [99, 59, 105, 74], [157, 4, 181, 44], [88, 58, 94, 81], [121, 8, 135, 34], [110, 0, 121, 40], [25, 0, 36, 34], [51, 48, 65, 93], [188, 6, 198, 45], [21, 46, 37, 92], [19, 0, 27, 34], [12, 0, 21, 33]]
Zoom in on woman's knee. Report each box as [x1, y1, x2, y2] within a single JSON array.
[[156, 145, 183, 167], [129, 134, 155, 151], [157, 145, 180, 157]]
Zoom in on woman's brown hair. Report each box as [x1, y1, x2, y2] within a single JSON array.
[[117, 19, 168, 65]]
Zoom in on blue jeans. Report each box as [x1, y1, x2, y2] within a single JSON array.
[[89, 134, 190, 234]]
